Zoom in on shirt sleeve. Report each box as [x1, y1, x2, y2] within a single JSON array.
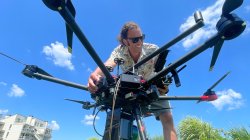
[[108, 45, 121, 62]]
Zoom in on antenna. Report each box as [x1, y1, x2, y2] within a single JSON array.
[[0, 52, 26, 66]]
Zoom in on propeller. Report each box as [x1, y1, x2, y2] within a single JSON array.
[[65, 98, 87, 105], [208, 71, 230, 90], [42, 0, 63, 11], [209, 40, 223, 71], [197, 71, 230, 103], [42, 0, 76, 53], [222, 0, 243, 15], [65, 99, 96, 110], [209, 0, 246, 71], [65, 0, 76, 53]]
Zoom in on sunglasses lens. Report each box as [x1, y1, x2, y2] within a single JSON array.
[[132, 38, 140, 43], [130, 34, 145, 43]]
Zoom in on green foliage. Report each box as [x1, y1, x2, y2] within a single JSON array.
[[87, 137, 100, 140], [225, 127, 250, 140], [150, 135, 164, 140], [178, 116, 225, 140], [86, 116, 250, 140]]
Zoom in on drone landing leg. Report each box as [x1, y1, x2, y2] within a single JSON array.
[[134, 108, 148, 140]]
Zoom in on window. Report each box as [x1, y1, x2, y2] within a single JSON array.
[[8, 124, 12, 130], [19, 133, 25, 139], [40, 123, 44, 127], [5, 132, 9, 138], [16, 118, 22, 123]]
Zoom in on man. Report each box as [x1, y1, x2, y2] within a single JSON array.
[[88, 21, 177, 140]]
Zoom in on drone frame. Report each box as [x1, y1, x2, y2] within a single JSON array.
[[19, 0, 247, 139]]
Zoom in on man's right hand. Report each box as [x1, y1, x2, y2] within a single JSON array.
[[87, 73, 102, 93]]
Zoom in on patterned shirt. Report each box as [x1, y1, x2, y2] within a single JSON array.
[[108, 43, 159, 80]]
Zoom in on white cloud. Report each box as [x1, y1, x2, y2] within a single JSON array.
[[0, 82, 7, 86], [7, 84, 25, 97], [43, 41, 74, 70], [48, 120, 60, 130], [81, 63, 93, 73], [210, 89, 244, 111], [0, 109, 9, 118], [81, 114, 100, 126], [87, 67, 93, 73], [0, 109, 8, 119], [180, 0, 224, 49]]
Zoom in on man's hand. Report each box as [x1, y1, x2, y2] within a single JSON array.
[[155, 77, 169, 95], [158, 85, 169, 95], [87, 60, 116, 93], [87, 73, 102, 93]]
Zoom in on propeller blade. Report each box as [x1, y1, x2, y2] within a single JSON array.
[[208, 71, 230, 90], [65, 0, 76, 53], [209, 39, 224, 71], [42, 0, 62, 11], [65, 98, 86, 105], [65, 99, 95, 110], [222, 0, 243, 15], [66, 24, 73, 53]]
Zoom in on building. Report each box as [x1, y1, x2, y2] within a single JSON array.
[[0, 114, 52, 140]]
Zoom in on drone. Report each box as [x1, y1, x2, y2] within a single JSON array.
[[1, 0, 246, 139], [27, 0, 245, 103]]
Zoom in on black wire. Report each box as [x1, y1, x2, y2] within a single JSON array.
[[0, 51, 26, 66], [93, 107, 103, 137]]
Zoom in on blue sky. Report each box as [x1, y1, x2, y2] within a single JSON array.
[[1, 0, 250, 139]]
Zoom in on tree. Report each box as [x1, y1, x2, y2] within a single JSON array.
[[178, 116, 225, 140], [225, 127, 250, 140]]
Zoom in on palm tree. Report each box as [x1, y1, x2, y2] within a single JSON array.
[[178, 116, 225, 140], [225, 127, 250, 140]]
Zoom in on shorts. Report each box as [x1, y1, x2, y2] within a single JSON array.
[[150, 99, 171, 115], [141, 98, 171, 120]]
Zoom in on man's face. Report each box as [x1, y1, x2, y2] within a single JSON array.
[[125, 28, 144, 53]]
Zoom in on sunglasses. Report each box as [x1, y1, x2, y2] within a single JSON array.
[[127, 34, 145, 43]]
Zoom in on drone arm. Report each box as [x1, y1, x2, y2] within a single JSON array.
[[158, 96, 202, 100], [27, 72, 88, 91], [55, 5, 115, 84], [145, 33, 221, 85], [158, 95, 217, 101]]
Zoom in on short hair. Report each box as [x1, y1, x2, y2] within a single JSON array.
[[117, 21, 141, 45]]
